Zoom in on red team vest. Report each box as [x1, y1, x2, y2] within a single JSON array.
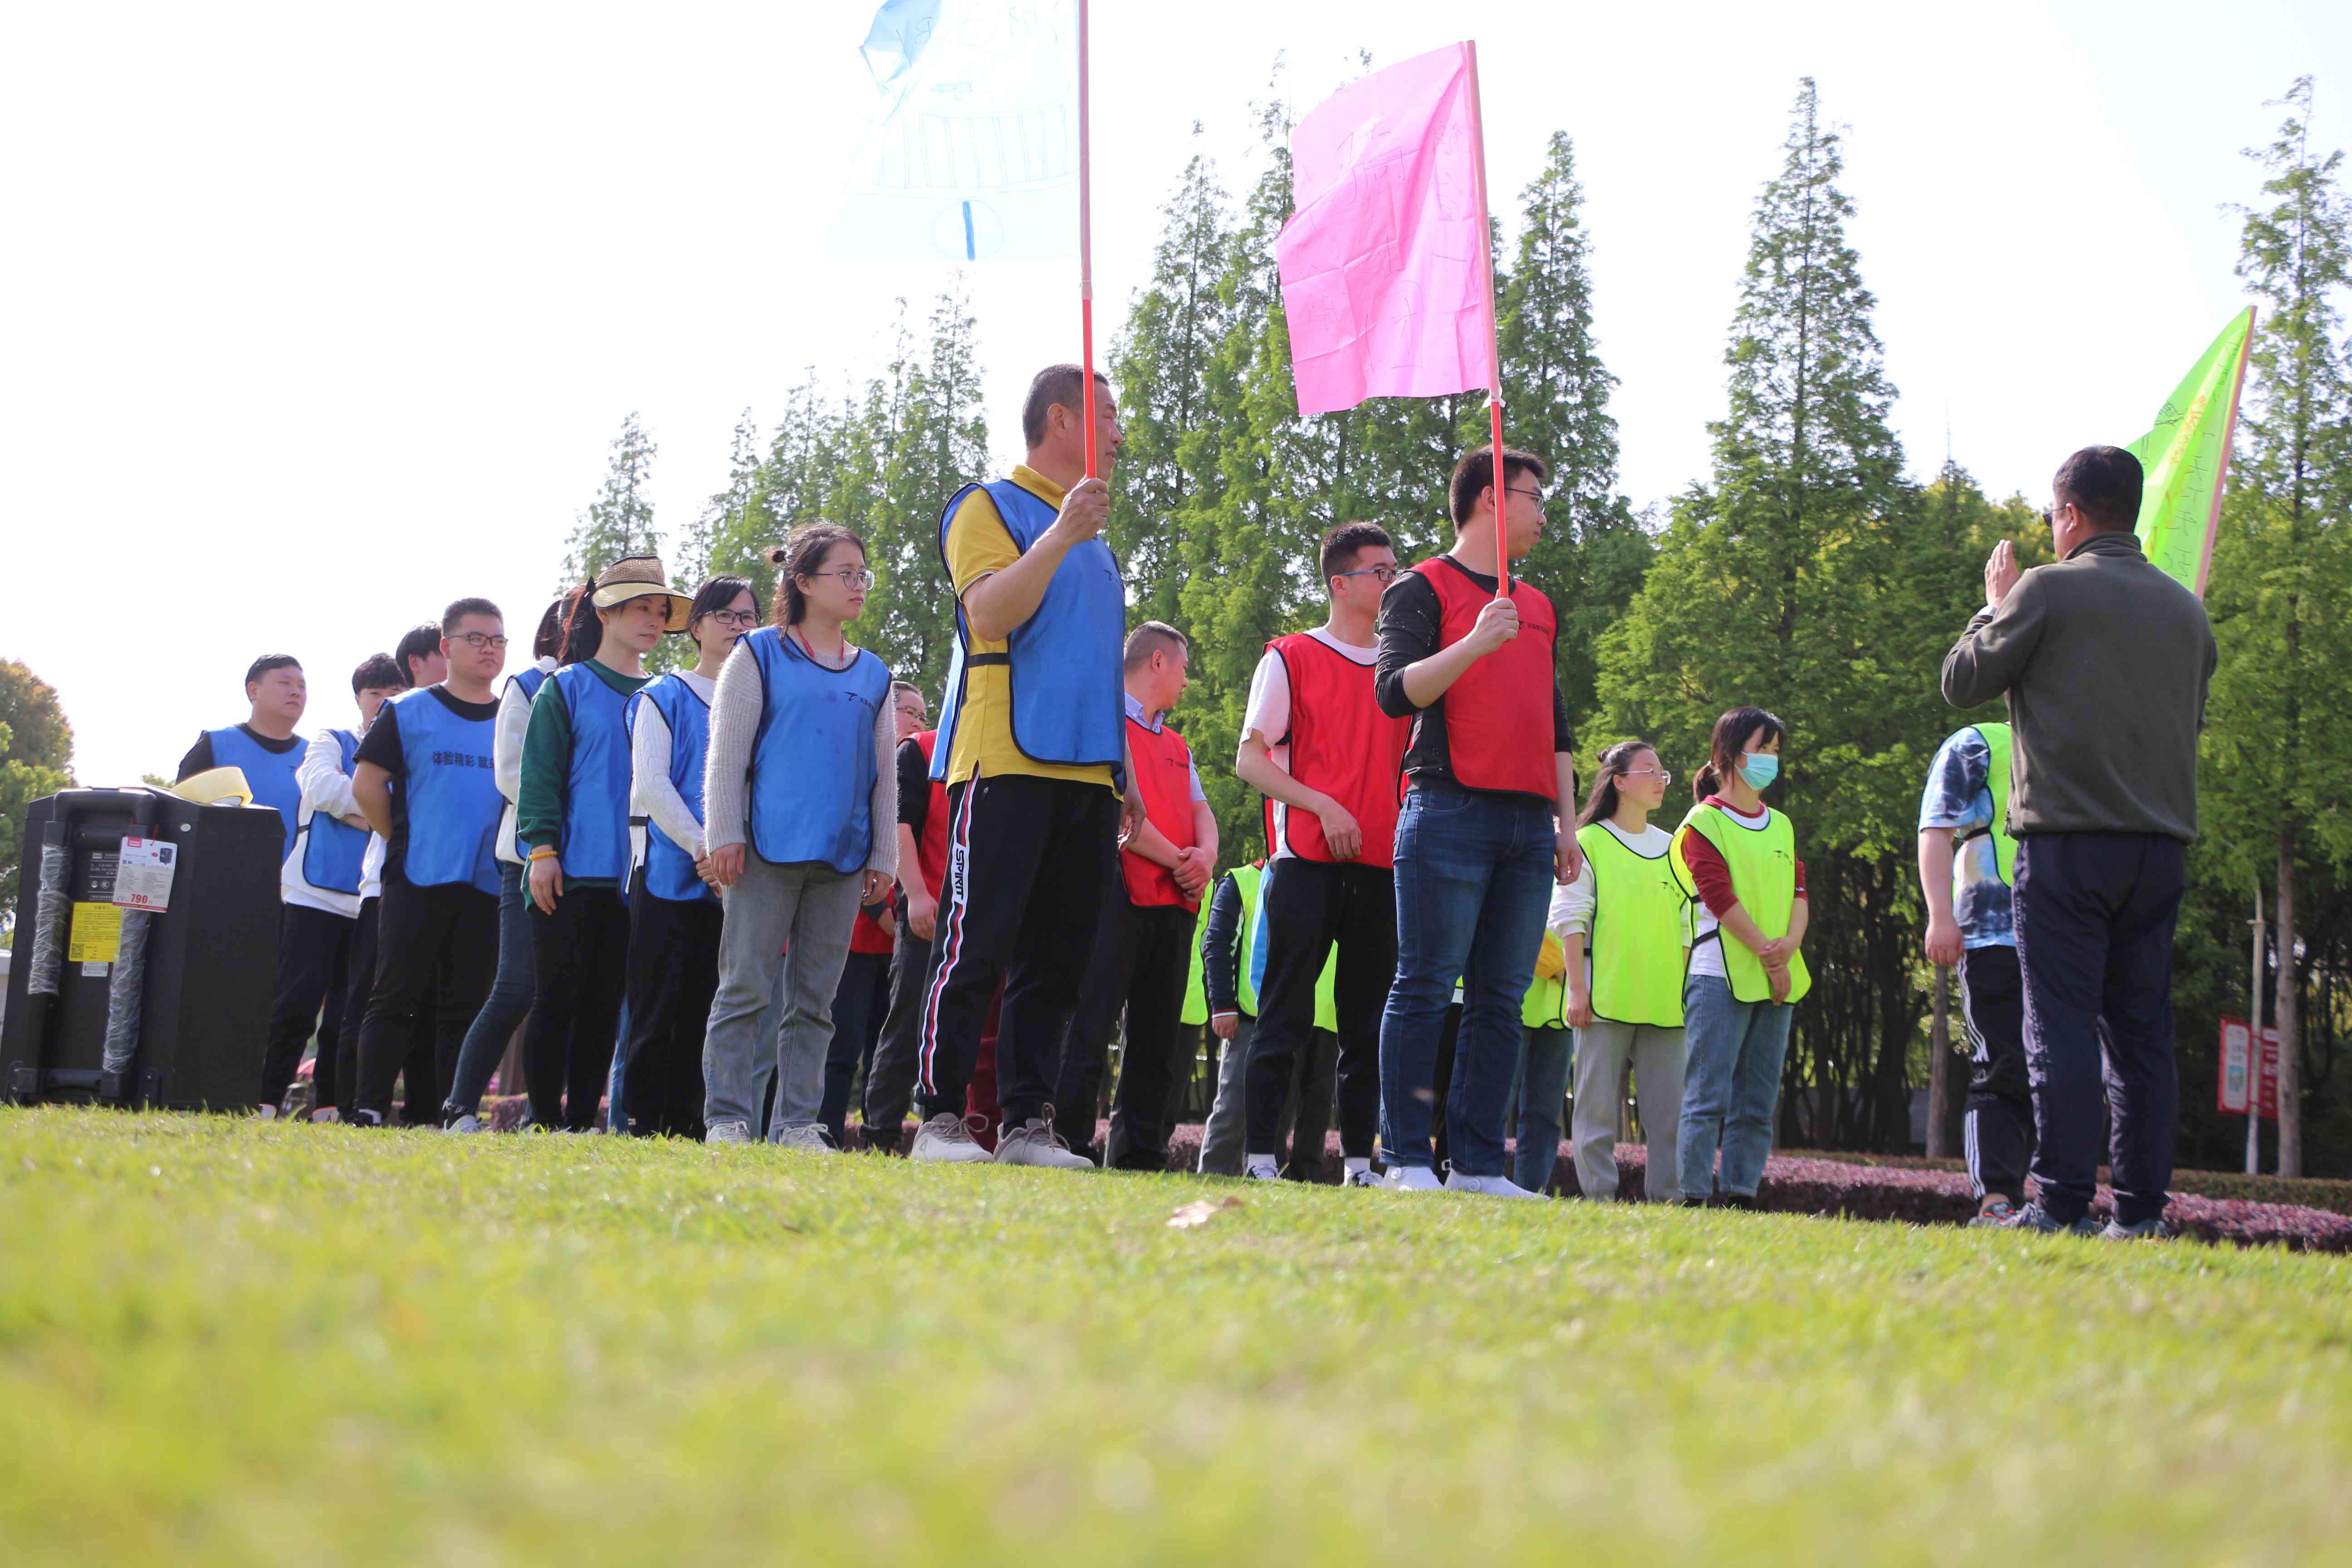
[[1122, 712, 1201, 911], [910, 729, 950, 902], [1410, 557, 1559, 801], [1261, 632, 1412, 868]]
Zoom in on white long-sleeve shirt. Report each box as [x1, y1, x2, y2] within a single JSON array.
[[493, 656, 557, 867], [701, 635, 897, 878], [280, 726, 367, 918], [630, 669, 715, 863]]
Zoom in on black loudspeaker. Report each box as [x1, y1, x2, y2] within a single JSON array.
[[5, 787, 283, 1111]]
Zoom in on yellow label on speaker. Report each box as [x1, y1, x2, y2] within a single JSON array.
[[68, 901, 123, 965]]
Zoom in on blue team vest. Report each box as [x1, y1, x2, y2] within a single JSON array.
[[552, 662, 632, 882], [505, 664, 553, 860], [626, 675, 716, 905], [930, 479, 1126, 783], [208, 724, 306, 859], [387, 688, 503, 896], [741, 628, 891, 875], [299, 728, 368, 896]]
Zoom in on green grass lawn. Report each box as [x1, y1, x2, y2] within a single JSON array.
[[3, 1107, 2348, 1566]]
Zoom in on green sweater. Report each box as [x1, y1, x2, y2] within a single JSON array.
[[516, 659, 651, 889]]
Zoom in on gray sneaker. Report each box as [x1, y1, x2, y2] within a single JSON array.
[[993, 1108, 1096, 1169], [1968, 1196, 2018, 1228], [772, 1124, 838, 1154], [1999, 1201, 2103, 1236], [907, 1112, 993, 1164], [2102, 1215, 2176, 1241], [441, 1113, 483, 1135], [704, 1119, 753, 1146], [1443, 1171, 1544, 1200]]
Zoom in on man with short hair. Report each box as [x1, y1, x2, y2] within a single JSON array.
[[1942, 445, 2216, 1240], [1374, 446, 1580, 1197], [348, 599, 511, 1125], [910, 363, 1144, 1169], [176, 655, 309, 862], [1235, 521, 1411, 1186], [1051, 621, 1217, 1168], [395, 621, 449, 691], [255, 653, 407, 1117]]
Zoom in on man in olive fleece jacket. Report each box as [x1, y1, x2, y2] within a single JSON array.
[[1940, 444, 2216, 1239]]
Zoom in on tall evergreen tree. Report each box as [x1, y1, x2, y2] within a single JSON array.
[[678, 409, 764, 588], [0, 658, 74, 914], [2201, 77, 2352, 1175], [561, 412, 662, 588]]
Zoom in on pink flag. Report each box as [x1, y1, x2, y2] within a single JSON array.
[[1276, 44, 1496, 417]]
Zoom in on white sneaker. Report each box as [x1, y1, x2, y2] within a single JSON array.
[[1384, 1165, 1444, 1192], [704, 1119, 753, 1146], [1242, 1164, 1281, 1182], [772, 1124, 838, 1154], [993, 1108, 1096, 1169], [1344, 1167, 1385, 1188], [907, 1112, 993, 1164], [442, 1114, 483, 1135], [1444, 1171, 1544, 1199]]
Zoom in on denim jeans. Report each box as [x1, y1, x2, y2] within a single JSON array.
[[1512, 1024, 1573, 1191], [1379, 788, 1556, 1177], [1676, 974, 1793, 1199], [443, 862, 532, 1118]]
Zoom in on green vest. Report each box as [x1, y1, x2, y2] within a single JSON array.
[[1672, 803, 1812, 1006], [1523, 932, 1566, 1028], [1232, 861, 1338, 1027], [1181, 897, 1210, 1026], [1578, 822, 1690, 1028], [1973, 721, 2019, 887]]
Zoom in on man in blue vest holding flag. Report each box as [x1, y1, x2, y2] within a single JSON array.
[[910, 363, 1143, 1168]]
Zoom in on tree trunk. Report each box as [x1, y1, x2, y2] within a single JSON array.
[[2275, 837, 2302, 1178], [1926, 966, 1964, 1158]]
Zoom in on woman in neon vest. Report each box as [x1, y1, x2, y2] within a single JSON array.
[[1550, 740, 1690, 1201], [615, 574, 757, 1141], [1670, 707, 1809, 1206], [517, 559, 682, 1130], [698, 524, 898, 1148]]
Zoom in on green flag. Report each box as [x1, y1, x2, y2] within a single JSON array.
[[2127, 307, 2254, 597]]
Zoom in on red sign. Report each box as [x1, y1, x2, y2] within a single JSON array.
[[2218, 1017, 2280, 1120]]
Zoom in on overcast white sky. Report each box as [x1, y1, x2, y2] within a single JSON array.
[[4, 0, 2347, 788]]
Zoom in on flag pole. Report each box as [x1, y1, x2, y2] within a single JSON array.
[[1078, 0, 1098, 483], [2195, 305, 2255, 599], [1462, 41, 1506, 597]]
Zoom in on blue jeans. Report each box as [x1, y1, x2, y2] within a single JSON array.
[[1513, 1025, 1572, 1192], [1379, 788, 1556, 1177], [1676, 974, 1793, 1198], [443, 862, 533, 1118]]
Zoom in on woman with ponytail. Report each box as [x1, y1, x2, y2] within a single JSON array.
[[1669, 707, 1809, 1206], [516, 559, 686, 1129], [696, 525, 897, 1148], [1540, 740, 1689, 1200]]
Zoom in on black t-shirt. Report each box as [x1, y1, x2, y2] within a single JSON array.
[[896, 736, 930, 833], [176, 722, 302, 783], [1373, 560, 1575, 804], [354, 686, 500, 882]]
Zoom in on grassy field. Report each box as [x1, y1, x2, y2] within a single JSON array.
[[3, 1107, 2349, 1566]]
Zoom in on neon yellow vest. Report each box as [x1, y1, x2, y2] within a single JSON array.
[[1181, 898, 1209, 1026], [1235, 861, 1338, 1027], [1523, 932, 1566, 1028], [1671, 803, 1811, 1006], [1973, 722, 2019, 887], [1578, 822, 1690, 1028]]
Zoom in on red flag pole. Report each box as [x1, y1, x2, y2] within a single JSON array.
[[1463, 40, 1506, 597], [1078, 0, 1098, 482]]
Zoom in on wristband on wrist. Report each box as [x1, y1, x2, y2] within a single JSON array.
[[528, 845, 559, 862]]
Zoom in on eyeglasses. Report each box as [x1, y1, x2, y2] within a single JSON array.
[[452, 633, 508, 651], [1624, 766, 1674, 784], [808, 568, 876, 590], [1335, 564, 1402, 584], [702, 610, 760, 628], [1505, 485, 1548, 506]]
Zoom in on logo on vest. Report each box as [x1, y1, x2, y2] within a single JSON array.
[[430, 750, 491, 769]]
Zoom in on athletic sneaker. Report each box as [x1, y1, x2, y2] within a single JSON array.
[[1343, 1168, 1386, 1189], [1242, 1163, 1281, 1182], [907, 1112, 993, 1164], [1969, 1196, 2018, 1229], [442, 1113, 483, 1135], [1443, 1171, 1544, 1200], [1384, 1165, 1444, 1192], [309, 1107, 340, 1124], [704, 1119, 753, 1146], [993, 1111, 1096, 1169], [2102, 1215, 2175, 1241], [1999, 1201, 2102, 1236], [773, 1124, 837, 1154]]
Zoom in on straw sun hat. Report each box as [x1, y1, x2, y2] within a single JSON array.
[[589, 555, 690, 632]]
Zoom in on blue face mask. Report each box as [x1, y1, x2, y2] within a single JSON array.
[[1740, 752, 1779, 790]]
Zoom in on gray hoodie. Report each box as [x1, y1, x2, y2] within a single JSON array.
[[1940, 530, 2216, 843]]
